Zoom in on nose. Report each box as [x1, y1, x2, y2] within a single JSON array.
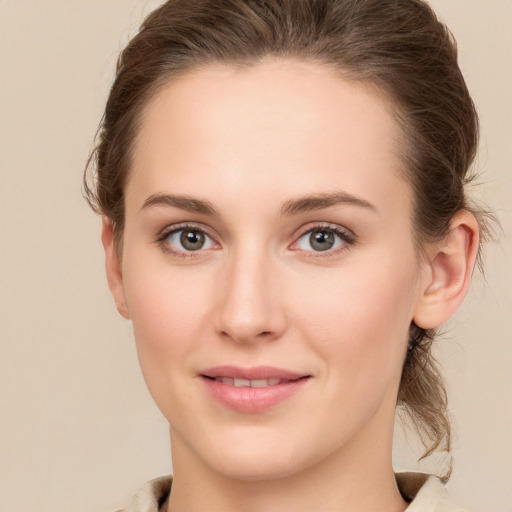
[[213, 244, 287, 345]]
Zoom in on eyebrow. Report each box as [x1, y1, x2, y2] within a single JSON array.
[[140, 190, 376, 216], [280, 191, 377, 216], [141, 193, 219, 215]]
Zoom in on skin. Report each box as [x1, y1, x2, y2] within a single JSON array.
[[102, 58, 479, 512]]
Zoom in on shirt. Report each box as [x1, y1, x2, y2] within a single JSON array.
[[117, 472, 467, 512]]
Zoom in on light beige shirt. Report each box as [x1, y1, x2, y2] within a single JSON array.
[[118, 472, 467, 512]]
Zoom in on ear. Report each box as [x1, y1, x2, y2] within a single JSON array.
[[413, 210, 479, 329], [101, 217, 130, 319]]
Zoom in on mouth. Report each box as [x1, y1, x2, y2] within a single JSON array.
[[205, 376, 298, 387], [199, 366, 312, 413]]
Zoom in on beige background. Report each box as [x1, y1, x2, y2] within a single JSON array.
[[0, 1, 510, 511]]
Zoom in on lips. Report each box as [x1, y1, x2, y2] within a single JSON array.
[[199, 365, 311, 413]]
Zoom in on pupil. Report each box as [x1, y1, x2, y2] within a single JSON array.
[[310, 230, 334, 251], [181, 230, 205, 251]]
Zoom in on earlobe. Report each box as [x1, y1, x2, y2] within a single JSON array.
[[101, 217, 131, 319], [413, 210, 479, 330]]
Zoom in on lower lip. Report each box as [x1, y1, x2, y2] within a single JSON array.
[[200, 377, 310, 413]]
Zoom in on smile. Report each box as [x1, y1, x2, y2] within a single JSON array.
[[212, 377, 288, 387], [200, 366, 311, 413]]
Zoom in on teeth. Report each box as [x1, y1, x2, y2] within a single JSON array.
[[250, 379, 269, 387], [214, 377, 283, 387], [234, 378, 251, 387]]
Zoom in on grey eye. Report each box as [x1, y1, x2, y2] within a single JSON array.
[[295, 228, 347, 252], [166, 228, 214, 252], [310, 230, 335, 251], [180, 230, 205, 251]]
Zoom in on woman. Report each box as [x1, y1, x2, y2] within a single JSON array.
[[84, 0, 491, 510]]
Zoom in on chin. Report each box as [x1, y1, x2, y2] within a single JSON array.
[[212, 452, 303, 482], [201, 426, 333, 482], [177, 424, 310, 482]]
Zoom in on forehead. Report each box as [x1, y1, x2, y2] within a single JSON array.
[[128, 58, 411, 219]]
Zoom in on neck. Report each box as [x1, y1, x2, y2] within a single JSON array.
[[166, 408, 408, 512]]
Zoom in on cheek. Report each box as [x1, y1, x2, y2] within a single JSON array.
[[121, 260, 213, 408], [128, 276, 201, 348], [293, 252, 420, 388]]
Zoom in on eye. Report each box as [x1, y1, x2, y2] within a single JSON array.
[[293, 225, 354, 253], [160, 225, 217, 254]]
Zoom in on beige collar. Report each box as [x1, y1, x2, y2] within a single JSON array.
[[119, 472, 466, 512]]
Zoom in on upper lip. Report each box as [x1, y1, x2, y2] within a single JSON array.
[[200, 365, 308, 381]]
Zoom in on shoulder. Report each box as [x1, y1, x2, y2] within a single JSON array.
[[397, 472, 468, 512], [116, 475, 172, 512]]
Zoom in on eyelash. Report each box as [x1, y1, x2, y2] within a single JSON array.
[[156, 223, 217, 259], [292, 223, 356, 258], [155, 222, 356, 259]]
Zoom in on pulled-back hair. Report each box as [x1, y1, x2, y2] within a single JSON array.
[[84, 0, 491, 474]]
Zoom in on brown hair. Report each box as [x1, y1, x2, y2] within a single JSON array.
[[84, 0, 491, 474]]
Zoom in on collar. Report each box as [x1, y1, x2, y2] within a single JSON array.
[[119, 472, 466, 512]]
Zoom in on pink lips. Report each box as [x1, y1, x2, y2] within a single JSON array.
[[199, 365, 311, 413]]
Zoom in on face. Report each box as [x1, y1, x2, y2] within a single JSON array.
[[112, 59, 431, 481]]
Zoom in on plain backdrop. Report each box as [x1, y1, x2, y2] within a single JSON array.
[[0, 1, 510, 511]]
